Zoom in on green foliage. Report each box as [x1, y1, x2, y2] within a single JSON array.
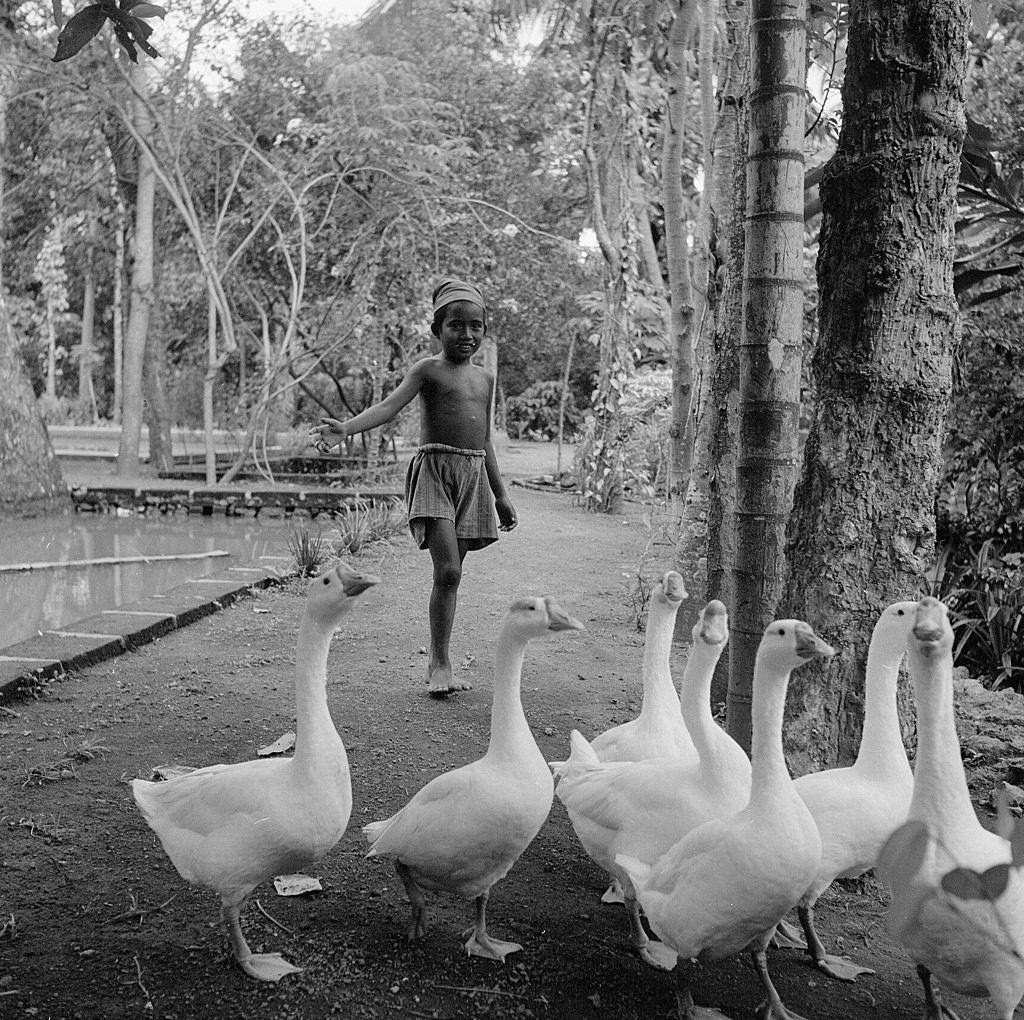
[[287, 525, 329, 578], [505, 380, 583, 441]]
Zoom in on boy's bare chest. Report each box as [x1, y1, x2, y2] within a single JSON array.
[[421, 367, 490, 411]]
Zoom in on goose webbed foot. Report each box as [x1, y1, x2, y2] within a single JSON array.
[[674, 959, 730, 1020], [770, 917, 807, 949], [815, 953, 875, 982], [626, 892, 676, 970], [918, 963, 964, 1020], [752, 947, 810, 1020], [238, 952, 303, 982], [224, 904, 301, 983], [601, 879, 625, 904], [797, 903, 874, 982], [462, 893, 521, 961]]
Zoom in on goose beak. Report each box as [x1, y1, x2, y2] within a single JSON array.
[[543, 596, 586, 632], [794, 621, 835, 660], [335, 563, 380, 597], [912, 596, 946, 651], [663, 571, 688, 603], [698, 600, 729, 645]]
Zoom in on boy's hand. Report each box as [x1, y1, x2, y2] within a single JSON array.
[[496, 498, 518, 532], [309, 418, 346, 455]]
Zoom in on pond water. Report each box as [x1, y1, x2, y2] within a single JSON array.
[[0, 511, 302, 650]]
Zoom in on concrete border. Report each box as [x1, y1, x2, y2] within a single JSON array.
[[0, 564, 293, 703]]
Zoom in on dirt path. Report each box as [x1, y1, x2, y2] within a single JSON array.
[[0, 478, 983, 1020]]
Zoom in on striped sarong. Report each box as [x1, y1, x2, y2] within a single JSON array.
[[404, 444, 498, 551]]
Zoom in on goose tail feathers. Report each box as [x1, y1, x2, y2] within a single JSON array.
[[553, 730, 600, 783]]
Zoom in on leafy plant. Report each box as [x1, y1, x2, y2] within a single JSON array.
[[506, 380, 583, 441], [331, 498, 406, 557], [287, 525, 330, 577], [925, 539, 1024, 691]]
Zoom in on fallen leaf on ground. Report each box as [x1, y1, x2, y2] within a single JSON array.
[[274, 874, 322, 896]]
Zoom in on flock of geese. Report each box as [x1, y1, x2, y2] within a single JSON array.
[[130, 563, 1024, 1020]]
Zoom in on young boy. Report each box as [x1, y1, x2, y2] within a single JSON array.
[[309, 278, 518, 696]]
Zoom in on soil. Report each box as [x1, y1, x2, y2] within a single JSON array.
[[0, 442, 1012, 1020]]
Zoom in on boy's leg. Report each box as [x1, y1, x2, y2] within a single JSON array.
[[424, 518, 471, 696]]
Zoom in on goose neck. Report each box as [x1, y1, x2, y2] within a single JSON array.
[[487, 632, 532, 759], [910, 663, 976, 830], [748, 665, 792, 804], [291, 614, 342, 768], [640, 605, 679, 716], [679, 643, 722, 754], [854, 652, 910, 774]]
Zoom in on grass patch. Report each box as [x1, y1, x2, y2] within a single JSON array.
[[22, 737, 111, 788]]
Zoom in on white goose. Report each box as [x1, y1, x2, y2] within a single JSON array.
[[364, 596, 584, 960], [617, 619, 833, 1019], [791, 599, 917, 981], [552, 570, 694, 775], [877, 596, 1024, 1020], [555, 600, 749, 970], [132, 561, 378, 981]]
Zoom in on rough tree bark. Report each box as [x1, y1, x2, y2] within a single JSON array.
[[700, 0, 748, 702], [663, 0, 699, 513], [575, 10, 638, 515], [782, 0, 969, 772], [117, 61, 156, 475], [726, 0, 807, 751]]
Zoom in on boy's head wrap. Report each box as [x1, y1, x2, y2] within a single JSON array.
[[432, 278, 485, 314]]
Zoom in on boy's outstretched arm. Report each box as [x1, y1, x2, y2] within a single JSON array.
[[309, 362, 427, 452]]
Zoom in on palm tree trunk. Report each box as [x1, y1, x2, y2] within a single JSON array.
[[726, 0, 806, 751]]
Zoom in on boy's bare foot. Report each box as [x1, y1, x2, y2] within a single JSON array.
[[426, 663, 472, 697]]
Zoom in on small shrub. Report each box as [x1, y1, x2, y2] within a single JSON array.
[[332, 498, 406, 556], [506, 380, 583, 441], [925, 539, 1024, 691], [287, 525, 330, 577]]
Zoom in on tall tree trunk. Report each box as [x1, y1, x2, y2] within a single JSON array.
[[576, 15, 638, 515], [674, 0, 745, 655], [663, 0, 698, 513], [0, 300, 67, 514], [117, 62, 156, 475], [726, 0, 806, 751], [204, 282, 218, 483], [79, 206, 97, 418], [699, 0, 748, 702], [109, 157, 126, 424], [144, 326, 172, 472], [0, 9, 67, 513], [782, 0, 968, 772]]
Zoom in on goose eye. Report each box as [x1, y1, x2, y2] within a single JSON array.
[[323, 577, 330, 586], [777, 627, 786, 636], [896, 609, 905, 616]]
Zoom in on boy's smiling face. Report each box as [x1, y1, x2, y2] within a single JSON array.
[[436, 300, 486, 362]]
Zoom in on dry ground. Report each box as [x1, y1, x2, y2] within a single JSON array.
[[0, 447, 1006, 1020]]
